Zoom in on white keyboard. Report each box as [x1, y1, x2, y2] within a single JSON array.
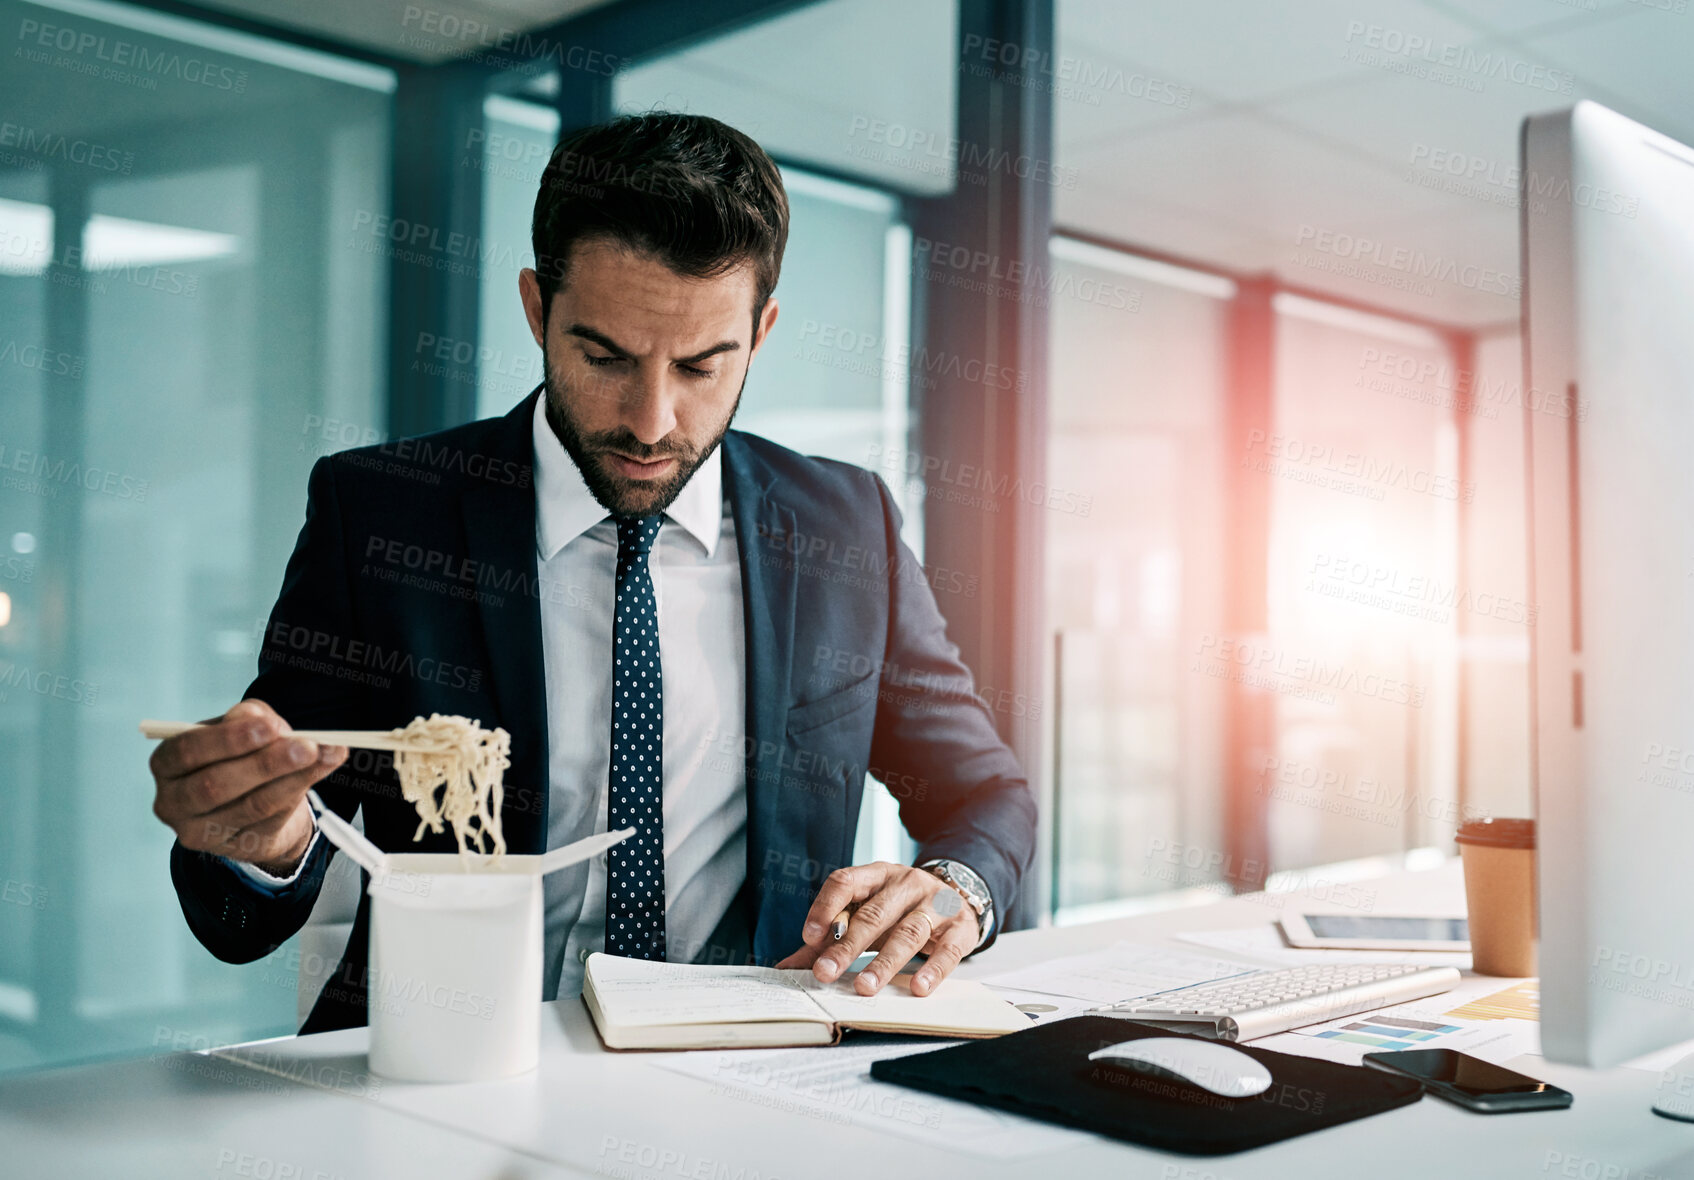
[[1096, 963, 1462, 1042]]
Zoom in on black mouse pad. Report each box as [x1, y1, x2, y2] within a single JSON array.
[[868, 1016, 1423, 1155]]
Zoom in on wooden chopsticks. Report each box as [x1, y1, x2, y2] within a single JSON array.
[[139, 720, 449, 754]]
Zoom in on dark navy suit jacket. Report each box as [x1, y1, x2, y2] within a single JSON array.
[[169, 389, 1037, 1033]]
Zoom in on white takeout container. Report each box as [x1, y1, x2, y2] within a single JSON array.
[[365, 852, 549, 1084]]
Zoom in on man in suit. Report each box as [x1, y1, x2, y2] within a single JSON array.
[[149, 112, 1037, 1033]]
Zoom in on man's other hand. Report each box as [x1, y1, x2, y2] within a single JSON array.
[[775, 861, 977, 998], [149, 699, 347, 875]]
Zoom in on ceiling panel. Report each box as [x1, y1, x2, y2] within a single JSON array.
[[1055, 0, 1692, 327], [1419, 0, 1639, 35], [1265, 53, 1591, 178], [1056, 187, 1269, 274], [1274, 198, 1523, 326], [1064, 112, 1455, 254], [192, 0, 615, 63], [1052, 36, 1220, 156], [1526, 7, 1694, 134], [614, 0, 956, 195], [1058, 0, 1479, 103]]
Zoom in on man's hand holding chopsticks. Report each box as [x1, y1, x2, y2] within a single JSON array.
[[149, 699, 348, 876]]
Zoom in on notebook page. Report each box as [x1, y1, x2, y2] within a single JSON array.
[[585, 955, 830, 1027], [793, 971, 1028, 1034]]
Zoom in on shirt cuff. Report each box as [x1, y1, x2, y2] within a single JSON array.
[[222, 820, 322, 893]]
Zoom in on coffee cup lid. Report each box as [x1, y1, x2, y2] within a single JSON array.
[[1455, 817, 1535, 849]]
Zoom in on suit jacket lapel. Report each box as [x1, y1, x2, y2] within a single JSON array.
[[460, 390, 550, 854], [722, 431, 797, 963]]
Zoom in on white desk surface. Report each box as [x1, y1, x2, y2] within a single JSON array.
[[0, 1045, 583, 1178], [9, 860, 1694, 1179]]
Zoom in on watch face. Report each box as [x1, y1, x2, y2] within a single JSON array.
[[931, 862, 987, 915]]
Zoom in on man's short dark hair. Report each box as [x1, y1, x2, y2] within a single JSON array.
[[530, 111, 789, 331]]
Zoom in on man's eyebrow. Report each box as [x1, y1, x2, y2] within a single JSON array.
[[564, 324, 631, 357], [564, 323, 741, 365], [677, 339, 742, 365]]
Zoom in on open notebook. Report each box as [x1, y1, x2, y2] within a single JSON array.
[[582, 952, 1030, 1050]]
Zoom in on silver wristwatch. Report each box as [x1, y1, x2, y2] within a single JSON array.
[[920, 858, 994, 948]]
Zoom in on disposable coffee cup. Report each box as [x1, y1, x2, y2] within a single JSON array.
[[366, 853, 544, 1083], [1454, 817, 1537, 977]]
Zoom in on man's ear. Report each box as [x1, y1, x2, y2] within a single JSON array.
[[519, 268, 546, 348], [748, 296, 780, 361]]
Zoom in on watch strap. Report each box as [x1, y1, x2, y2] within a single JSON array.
[[920, 858, 994, 947]]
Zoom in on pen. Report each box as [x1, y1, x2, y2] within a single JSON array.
[[830, 905, 853, 940]]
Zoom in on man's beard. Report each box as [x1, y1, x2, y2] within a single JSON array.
[[541, 351, 742, 519]]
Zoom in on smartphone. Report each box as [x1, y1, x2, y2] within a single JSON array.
[[1363, 1049, 1573, 1113]]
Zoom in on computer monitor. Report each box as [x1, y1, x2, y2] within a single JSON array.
[[1523, 100, 1694, 1068]]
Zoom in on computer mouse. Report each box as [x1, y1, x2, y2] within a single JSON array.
[[1088, 1036, 1274, 1098], [1652, 1051, 1694, 1121]]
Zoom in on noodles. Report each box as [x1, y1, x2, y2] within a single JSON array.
[[390, 713, 511, 862]]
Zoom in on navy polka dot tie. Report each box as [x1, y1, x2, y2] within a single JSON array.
[[606, 515, 665, 961]]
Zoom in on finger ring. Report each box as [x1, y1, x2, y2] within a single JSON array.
[[913, 910, 934, 939]]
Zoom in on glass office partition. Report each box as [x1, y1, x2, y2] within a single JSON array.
[[1046, 241, 1233, 915], [475, 93, 559, 422], [1044, 237, 1475, 917], [0, 0, 392, 1073], [0, 166, 50, 1065]]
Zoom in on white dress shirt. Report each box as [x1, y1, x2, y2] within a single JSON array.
[[530, 396, 747, 1000]]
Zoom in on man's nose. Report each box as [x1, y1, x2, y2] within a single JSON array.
[[621, 369, 678, 445]]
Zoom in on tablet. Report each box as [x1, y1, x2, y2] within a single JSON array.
[[1279, 913, 1470, 952]]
